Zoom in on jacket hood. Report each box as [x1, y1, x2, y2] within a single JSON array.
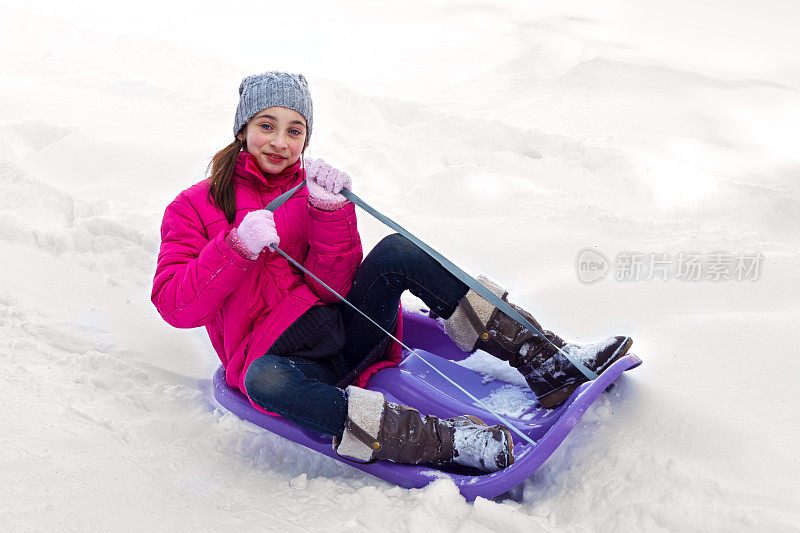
[[234, 151, 304, 189]]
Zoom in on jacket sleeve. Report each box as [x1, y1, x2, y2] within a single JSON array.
[[151, 196, 254, 328], [303, 202, 363, 303]]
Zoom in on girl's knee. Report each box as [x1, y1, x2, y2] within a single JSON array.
[[373, 233, 418, 262], [376, 232, 409, 249], [244, 355, 292, 405]]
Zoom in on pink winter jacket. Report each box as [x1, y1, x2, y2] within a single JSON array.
[[151, 152, 403, 413]]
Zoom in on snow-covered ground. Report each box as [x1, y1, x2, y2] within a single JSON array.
[[2, 1, 799, 530]]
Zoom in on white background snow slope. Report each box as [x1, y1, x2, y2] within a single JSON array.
[[1, 1, 799, 531]]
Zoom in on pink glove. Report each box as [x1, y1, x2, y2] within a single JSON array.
[[232, 210, 279, 259], [306, 157, 352, 193], [305, 157, 352, 211]]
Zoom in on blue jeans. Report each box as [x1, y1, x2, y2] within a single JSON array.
[[244, 233, 469, 438]]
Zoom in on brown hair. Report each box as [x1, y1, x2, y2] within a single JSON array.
[[208, 126, 309, 225], [207, 137, 245, 224]]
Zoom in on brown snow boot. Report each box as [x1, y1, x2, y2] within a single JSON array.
[[333, 387, 513, 472], [444, 275, 633, 409]]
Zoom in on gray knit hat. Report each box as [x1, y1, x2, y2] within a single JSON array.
[[233, 72, 313, 142]]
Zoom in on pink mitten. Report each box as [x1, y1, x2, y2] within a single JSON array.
[[233, 210, 279, 259], [306, 158, 352, 193], [305, 157, 352, 211]]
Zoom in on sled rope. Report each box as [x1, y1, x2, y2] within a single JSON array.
[[268, 243, 536, 446], [267, 183, 597, 381], [339, 189, 599, 381]]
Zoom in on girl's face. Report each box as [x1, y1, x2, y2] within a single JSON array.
[[238, 106, 307, 174]]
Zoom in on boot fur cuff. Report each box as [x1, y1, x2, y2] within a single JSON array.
[[444, 275, 507, 352], [334, 386, 385, 462]]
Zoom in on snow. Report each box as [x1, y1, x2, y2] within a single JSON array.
[[479, 384, 538, 421], [452, 418, 508, 472], [456, 350, 530, 388], [2, 0, 800, 530]]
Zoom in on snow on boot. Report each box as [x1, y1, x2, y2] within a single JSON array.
[[333, 387, 513, 473], [444, 275, 633, 409], [517, 334, 632, 408], [449, 415, 514, 472]]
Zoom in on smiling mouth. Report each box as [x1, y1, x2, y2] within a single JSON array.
[[265, 153, 286, 163]]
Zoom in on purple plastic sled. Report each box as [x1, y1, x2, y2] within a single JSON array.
[[213, 310, 642, 501]]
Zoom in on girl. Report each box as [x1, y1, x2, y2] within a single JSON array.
[[151, 72, 632, 473]]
